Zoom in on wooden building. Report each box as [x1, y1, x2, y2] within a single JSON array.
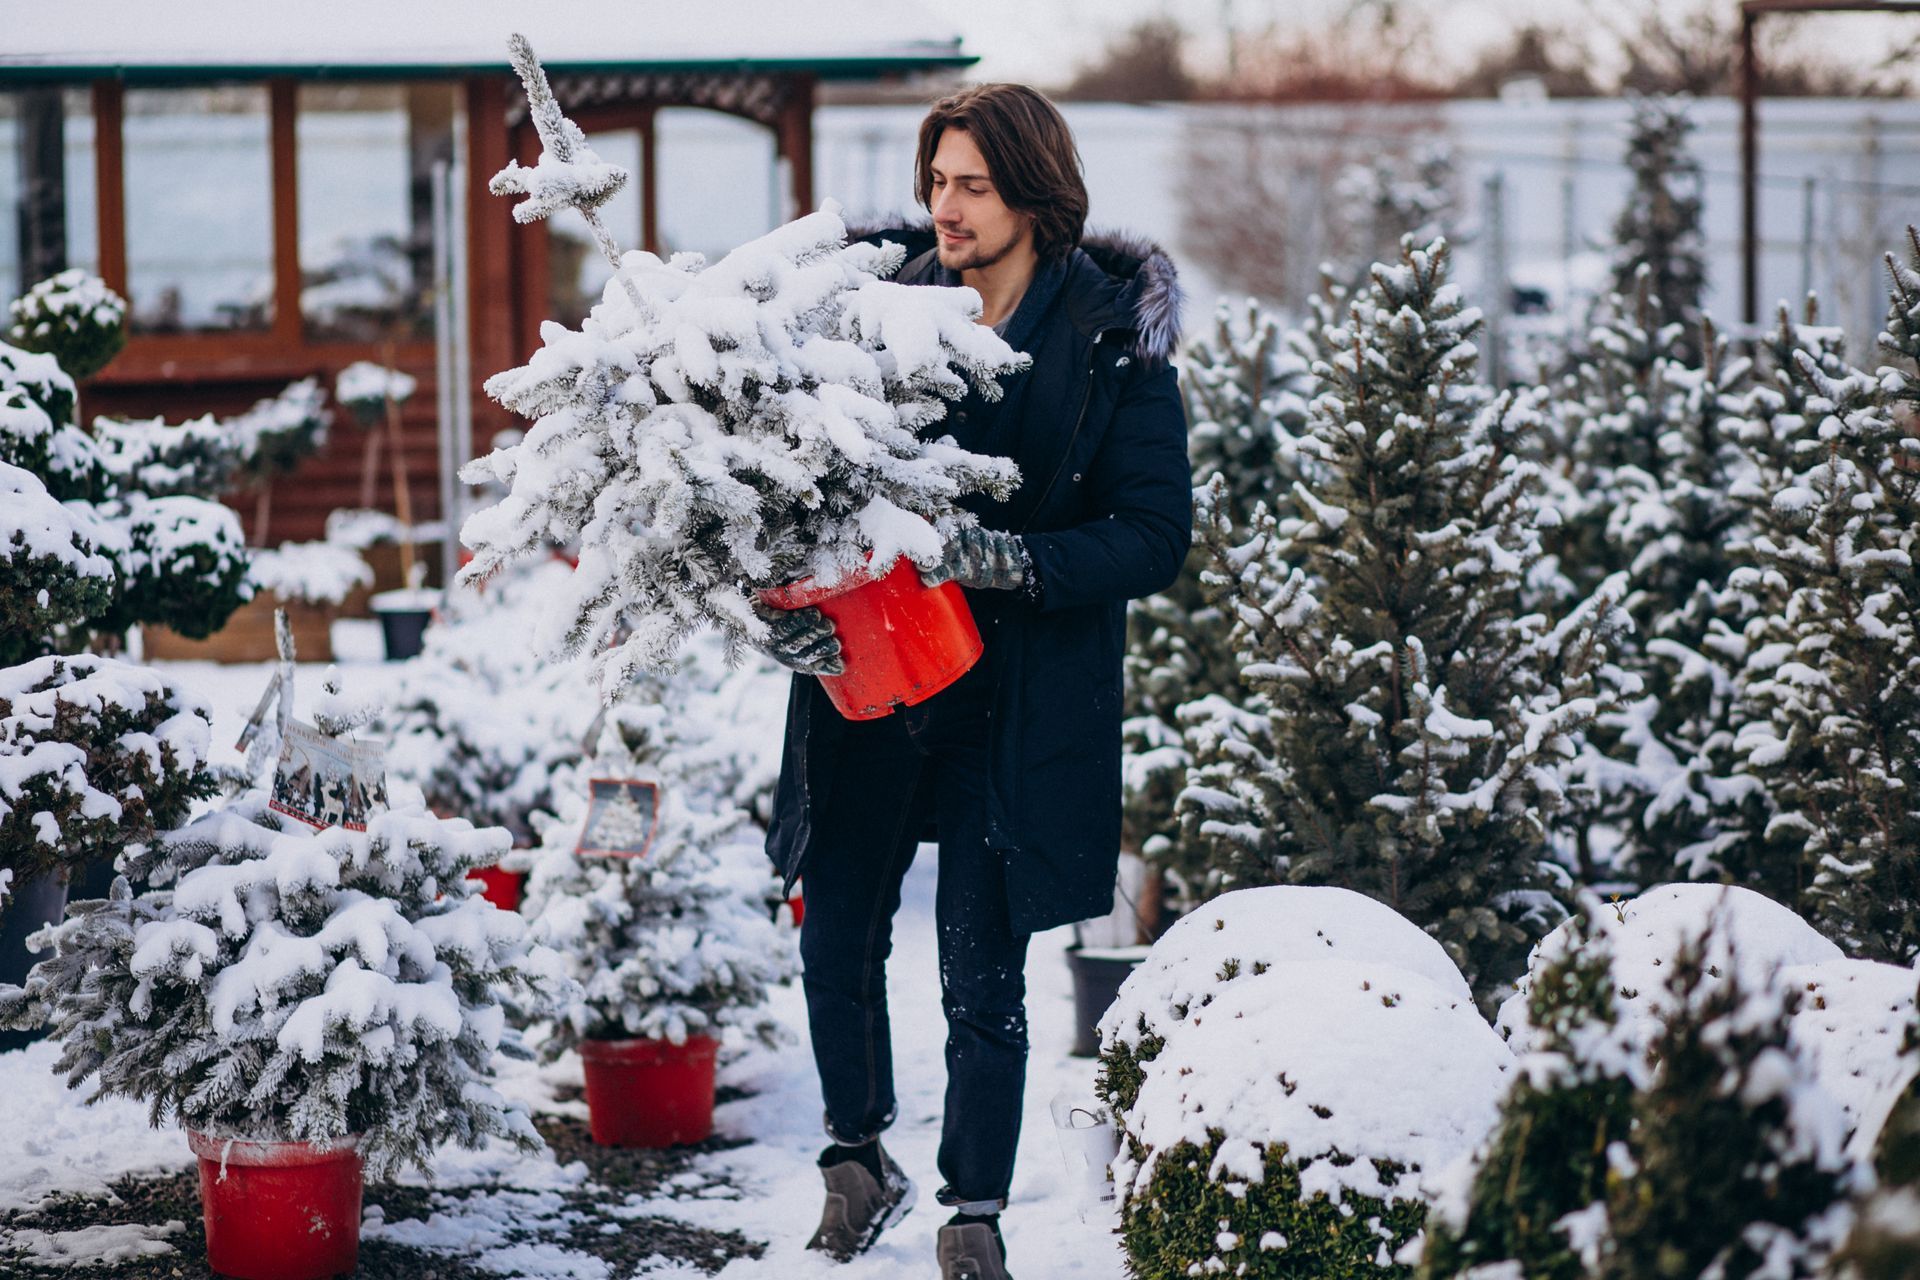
[[0, 2, 971, 544]]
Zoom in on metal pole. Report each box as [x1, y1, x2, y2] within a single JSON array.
[[1799, 174, 1817, 305], [1483, 169, 1508, 387], [432, 158, 459, 593], [450, 154, 476, 570], [1740, 9, 1761, 329]]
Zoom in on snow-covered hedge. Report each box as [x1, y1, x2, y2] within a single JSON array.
[[459, 194, 1026, 684], [521, 697, 794, 1052], [0, 791, 573, 1178], [246, 541, 374, 608], [0, 654, 215, 887], [6, 270, 126, 382], [1096, 886, 1473, 1115], [0, 461, 113, 664], [1096, 887, 1508, 1279]]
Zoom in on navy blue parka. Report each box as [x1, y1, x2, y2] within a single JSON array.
[[765, 223, 1192, 935]]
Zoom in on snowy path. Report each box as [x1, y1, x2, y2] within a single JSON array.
[[0, 649, 1131, 1277]]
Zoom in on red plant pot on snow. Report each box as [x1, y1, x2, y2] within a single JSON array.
[[187, 1131, 363, 1280], [758, 557, 982, 721], [579, 1035, 720, 1147], [467, 864, 526, 911]]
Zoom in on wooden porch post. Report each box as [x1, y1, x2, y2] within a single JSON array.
[[91, 80, 126, 298], [466, 73, 514, 443], [778, 75, 816, 218], [268, 78, 302, 346], [640, 104, 659, 255]]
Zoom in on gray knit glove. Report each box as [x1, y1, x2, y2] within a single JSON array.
[[919, 526, 1033, 594], [749, 600, 845, 676]]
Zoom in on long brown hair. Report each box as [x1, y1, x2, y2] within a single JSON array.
[[913, 84, 1088, 261]]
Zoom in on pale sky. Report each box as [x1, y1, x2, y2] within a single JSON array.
[[948, 0, 1916, 89]]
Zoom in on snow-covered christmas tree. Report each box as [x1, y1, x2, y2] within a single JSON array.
[[1570, 312, 1772, 893], [520, 684, 795, 1052], [0, 784, 572, 1177], [458, 36, 1026, 690], [1728, 228, 1920, 962], [1177, 238, 1634, 1002], [1121, 297, 1314, 909], [1417, 902, 1640, 1280], [1605, 95, 1707, 368], [1595, 924, 1854, 1280]]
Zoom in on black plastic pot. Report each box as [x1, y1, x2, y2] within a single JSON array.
[[375, 607, 432, 661], [1065, 944, 1151, 1058], [0, 868, 69, 1052]]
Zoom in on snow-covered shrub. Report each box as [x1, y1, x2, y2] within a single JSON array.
[[458, 42, 1026, 685], [1096, 886, 1472, 1116], [6, 269, 127, 382], [93, 414, 244, 499], [1838, 1011, 1920, 1280], [0, 338, 79, 433], [1418, 903, 1640, 1280], [245, 541, 373, 607], [1111, 957, 1510, 1280], [0, 790, 573, 1178], [90, 493, 253, 641], [0, 462, 113, 664], [227, 376, 330, 484], [1177, 238, 1634, 1004], [0, 655, 215, 889], [1595, 924, 1855, 1280], [335, 361, 417, 426], [1496, 883, 1842, 1058], [520, 694, 794, 1052]]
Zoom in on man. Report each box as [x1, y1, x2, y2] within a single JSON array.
[[758, 83, 1190, 1280]]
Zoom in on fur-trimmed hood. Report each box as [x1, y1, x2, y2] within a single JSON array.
[[846, 217, 1185, 363]]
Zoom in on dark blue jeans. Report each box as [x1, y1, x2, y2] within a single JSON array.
[[797, 662, 1031, 1210]]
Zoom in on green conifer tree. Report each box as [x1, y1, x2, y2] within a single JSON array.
[[1178, 238, 1634, 1002], [1418, 904, 1638, 1280], [1606, 95, 1707, 367], [1729, 228, 1920, 962]]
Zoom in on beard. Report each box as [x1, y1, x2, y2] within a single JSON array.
[[936, 224, 1024, 273]]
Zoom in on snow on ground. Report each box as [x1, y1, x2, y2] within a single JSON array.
[[0, 645, 1129, 1277]]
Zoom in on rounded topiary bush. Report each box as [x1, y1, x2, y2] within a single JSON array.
[[1098, 886, 1474, 1118], [6, 270, 127, 382], [90, 493, 254, 640], [1113, 958, 1511, 1280], [1496, 883, 1843, 1058]]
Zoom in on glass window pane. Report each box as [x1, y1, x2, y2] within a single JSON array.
[[298, 82, 458, 343], [123, 85, 273, 334], [0, 88, 99, 300], [657, 108, 778, 258]]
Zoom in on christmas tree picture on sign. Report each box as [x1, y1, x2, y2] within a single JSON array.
[[576, 779, 661, 858]]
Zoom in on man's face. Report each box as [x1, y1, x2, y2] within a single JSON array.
[[929, 127, 1031, 273]]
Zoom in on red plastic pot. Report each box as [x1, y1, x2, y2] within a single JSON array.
[[758, 556, 982, 721], [187, 1130, 362, 1280], [467, 865, 526, 911], [579, 1034, 719, 1148]]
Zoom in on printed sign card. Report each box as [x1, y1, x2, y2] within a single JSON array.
[[269, 721, 390, 832], [575, 778, 661, 859]]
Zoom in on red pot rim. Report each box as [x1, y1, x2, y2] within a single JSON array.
[[579, 1033, 719, 1063], [759, 552, 921, 611], [186, 1130, 361, 1167]]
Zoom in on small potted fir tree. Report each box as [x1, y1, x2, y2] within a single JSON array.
[[0, 759, 573, 1280], [520, 689, 795, 1148], [460, 36, 1025, 713]]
